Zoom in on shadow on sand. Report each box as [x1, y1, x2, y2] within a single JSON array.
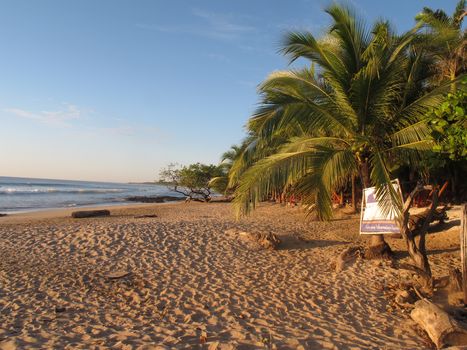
[[428, 219, 461, 233], [393, 246, 460, 260], [277, 235, 349, 251]]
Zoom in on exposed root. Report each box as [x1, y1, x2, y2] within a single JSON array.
[[364, 241, 393, 260], [334, 246, 364, 273]]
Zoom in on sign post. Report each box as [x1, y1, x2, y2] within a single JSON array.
[[360, 180, 403, 235], [461, 204, 467, 305]]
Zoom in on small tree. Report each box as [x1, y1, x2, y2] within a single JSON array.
[[423, 85, 467, 200], [428, 87, 466, 160], [159, 163, 222, 202]]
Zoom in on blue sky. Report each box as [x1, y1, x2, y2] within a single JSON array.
[[0, 0, 460, 182]]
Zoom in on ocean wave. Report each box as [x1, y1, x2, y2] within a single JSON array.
[[0, 181, 80, 188], [0, 187, 125, 195]]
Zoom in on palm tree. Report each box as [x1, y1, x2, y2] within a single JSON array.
[[232, 4, 461, 257], [416, 0, 466, 87], [208, 144, 246, 195]]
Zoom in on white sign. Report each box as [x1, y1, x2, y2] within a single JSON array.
[[360, 180, 402, 234]]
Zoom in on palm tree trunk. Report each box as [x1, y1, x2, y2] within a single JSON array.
[[450, 66, 457, 93], [351, 174, 357, 211], [360, 161, 392, 258]]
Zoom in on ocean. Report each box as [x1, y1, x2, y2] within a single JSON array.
[[0, 176, 182, 213]]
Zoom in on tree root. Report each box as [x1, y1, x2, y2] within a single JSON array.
[[364, 241, 393, 259]]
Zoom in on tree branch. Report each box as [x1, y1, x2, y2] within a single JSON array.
[[418, 189, 439, 256]]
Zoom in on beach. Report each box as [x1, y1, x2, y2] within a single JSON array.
[[0, 202, 462, 349]]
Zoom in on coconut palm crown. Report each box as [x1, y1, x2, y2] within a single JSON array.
[[232, 4, 464, 224], [416, 0, 466, 85]]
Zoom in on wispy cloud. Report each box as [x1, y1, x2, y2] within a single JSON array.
[[206, 53, 231, 63], [4, 104, 82, 127], [192, 9, 255, 38], [80, 120, 167, 141], [137, 8, 256, 41], [236, 80, 257, 88]]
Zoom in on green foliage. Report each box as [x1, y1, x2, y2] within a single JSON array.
[[209, 142, 254, 195], [208, 176, 229, 194], [427, 85, 467, 160], [159, 163, 223, 201]]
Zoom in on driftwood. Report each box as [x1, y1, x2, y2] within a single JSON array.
[[449, 268, 463, 294], [394, 289, 417, 309], [409, 206, 449, 233], [134, 214, 158, 218], [104, 270, 131, 280], [335, 246, 362, 272], [226, 229, 281, 250], [447, 268, 465, 306], [71, 210, 110, 218], [239, 231, 281, 250], [0, 213, 7, 217], [411, 299, 467, 349]]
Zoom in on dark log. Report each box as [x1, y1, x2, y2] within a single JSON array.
[[0, 213, 7, 217], [71, 210, 110, 218], [134, 214, 158, 218], [411, 299, 467, 349]]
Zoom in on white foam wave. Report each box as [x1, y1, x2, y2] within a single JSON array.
[[0, 187, 125, 195]]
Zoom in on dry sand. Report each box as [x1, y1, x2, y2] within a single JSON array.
[[0, 202, 462, 349]]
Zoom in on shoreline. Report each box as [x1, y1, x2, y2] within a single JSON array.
[[0, 201, 180, 224], [0, 176, 184, 217], [0, 195, 186, 216]]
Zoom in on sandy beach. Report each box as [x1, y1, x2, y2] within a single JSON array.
[[0, 202, 462, 349]]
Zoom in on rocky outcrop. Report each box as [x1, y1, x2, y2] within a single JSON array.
[[126, 196, 184, 203]]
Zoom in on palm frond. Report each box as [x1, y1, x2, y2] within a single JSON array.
[[233, 137, 356, 220], [326, 3, 369, 74], [369, 150, 403, 219]]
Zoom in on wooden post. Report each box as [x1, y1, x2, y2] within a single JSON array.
[[461, 204, 467, 305]]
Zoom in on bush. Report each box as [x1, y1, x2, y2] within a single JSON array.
[[159, 163, 223, 202]]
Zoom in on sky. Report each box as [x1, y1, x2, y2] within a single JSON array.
[[0, 0, 461, 182]]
